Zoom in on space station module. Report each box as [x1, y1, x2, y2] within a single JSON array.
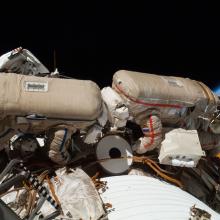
[[0, 48, 220, 169]]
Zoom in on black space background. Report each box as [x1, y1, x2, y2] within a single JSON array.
[[0, 2, 220, 89]]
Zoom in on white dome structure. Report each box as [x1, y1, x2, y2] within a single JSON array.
[[100, 175, 220, 220]]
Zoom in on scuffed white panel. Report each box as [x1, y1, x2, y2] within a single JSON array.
[[100, 175, 220, 220], [0, 47, 49, 75], [159, 128, 205, 167]]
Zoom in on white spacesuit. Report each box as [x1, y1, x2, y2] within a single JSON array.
[[0, 48, 103, 165]]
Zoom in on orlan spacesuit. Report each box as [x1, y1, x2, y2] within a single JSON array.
[[0, 48, 103, 165]]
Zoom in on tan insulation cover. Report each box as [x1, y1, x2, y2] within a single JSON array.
[[0, 73, 102, 121], [112, 70, 218, 124], [113, 70, 218, 107]]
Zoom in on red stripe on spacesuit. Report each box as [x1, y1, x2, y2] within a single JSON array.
[[144, 115, 155, 148]]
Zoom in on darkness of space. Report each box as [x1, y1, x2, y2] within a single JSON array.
[[0, 2, 220, 90]]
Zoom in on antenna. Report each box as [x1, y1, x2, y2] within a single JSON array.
[[53, 48, 56, 71], [51, 48, 59, 76]]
